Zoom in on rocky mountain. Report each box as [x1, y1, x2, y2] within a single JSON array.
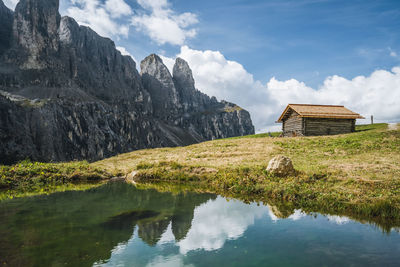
[[0, 0, 13, 56], [0, 0, 254, 164]]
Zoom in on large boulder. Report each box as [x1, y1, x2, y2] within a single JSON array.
[[266, 155, 295, 177]]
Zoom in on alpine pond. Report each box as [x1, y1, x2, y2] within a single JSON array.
[[0, 181, 399, 267]]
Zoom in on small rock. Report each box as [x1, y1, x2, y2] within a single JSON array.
[[109, 176, 125, 182], [266, 155, 295, 177], [125, 170, 139, 184]]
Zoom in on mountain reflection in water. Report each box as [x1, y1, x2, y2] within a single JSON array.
[[0, 181, 215, 266], [0, 181, 399, 267]]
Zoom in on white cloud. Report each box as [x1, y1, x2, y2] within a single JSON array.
[[326, 215, 350, 225], [157, 222, 175, 245], [136, 0, 168, 10], [105, 0, 132, 18], [164, 46, 400, 132], [146, 255, 194, 267], [267, 67, 400, 124], [177, 196, 268, 254], [131, 0, 198, 45], [389, 48, 399, 59], [65, 0, 131, 38], [3, 0, 18, 10]]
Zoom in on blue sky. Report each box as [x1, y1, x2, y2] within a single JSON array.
[[4, 0, 400, 131], [62, 0, 400, 87], [169, 0, 400, 87]]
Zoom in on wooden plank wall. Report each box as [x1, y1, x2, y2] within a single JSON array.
[[283, 112, 304, 136], [304, 118, 355, 136]]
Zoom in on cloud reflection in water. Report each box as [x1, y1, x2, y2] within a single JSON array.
[[175, 196, 269, 253]]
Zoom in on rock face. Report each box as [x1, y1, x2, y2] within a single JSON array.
[[266, 155, 295, 177], [0, 1, 13, 56], [0, 92, 158, 164], [141, 55, 254, 144], [12, 0, 60, 69], [0, 0, 254, 164]]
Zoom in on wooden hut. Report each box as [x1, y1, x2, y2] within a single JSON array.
[[276, 104, 364, 137]]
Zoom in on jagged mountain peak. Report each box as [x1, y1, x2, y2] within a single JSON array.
[[140, 54, 173, 82], [140, 53, 181, 117], [141, 53, 164, 64], [174, 57, 190, 69], [173, 57, 196, 92]]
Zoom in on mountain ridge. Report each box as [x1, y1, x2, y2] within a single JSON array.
[[0, 0, 254, 164]]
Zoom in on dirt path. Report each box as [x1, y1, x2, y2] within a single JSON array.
[[388, 123, 399, 130]]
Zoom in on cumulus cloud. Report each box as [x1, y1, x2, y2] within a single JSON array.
[[105, 0, 132, 18], [65, 0, 131, 38], [3, 0, 19, 10], [131, 0, 198, 45], [163, 46, 400, 132], [267, 67, 400, 124]]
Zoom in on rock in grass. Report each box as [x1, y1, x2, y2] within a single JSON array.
[[125, 171, 139, 184], [266, 155, 295, 177]]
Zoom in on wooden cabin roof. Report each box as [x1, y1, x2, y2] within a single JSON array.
[[276, 104, 365, 122]]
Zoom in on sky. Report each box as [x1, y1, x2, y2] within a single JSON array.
[[4, 0, 400, 132]]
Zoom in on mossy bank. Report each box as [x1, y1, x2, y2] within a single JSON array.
[[0, 161, 113, 200]]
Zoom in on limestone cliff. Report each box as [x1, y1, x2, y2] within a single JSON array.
[[0, 0, 254, 164], [0, 0, 13, 56]]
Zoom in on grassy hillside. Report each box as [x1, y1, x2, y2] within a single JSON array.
[[95, 123, 399, 183]]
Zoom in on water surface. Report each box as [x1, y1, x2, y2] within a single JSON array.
[[0, 181, 399, 266]]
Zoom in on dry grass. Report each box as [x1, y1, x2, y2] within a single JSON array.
[[94, 137, 277, 174], [94, 123, 400, 183]]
